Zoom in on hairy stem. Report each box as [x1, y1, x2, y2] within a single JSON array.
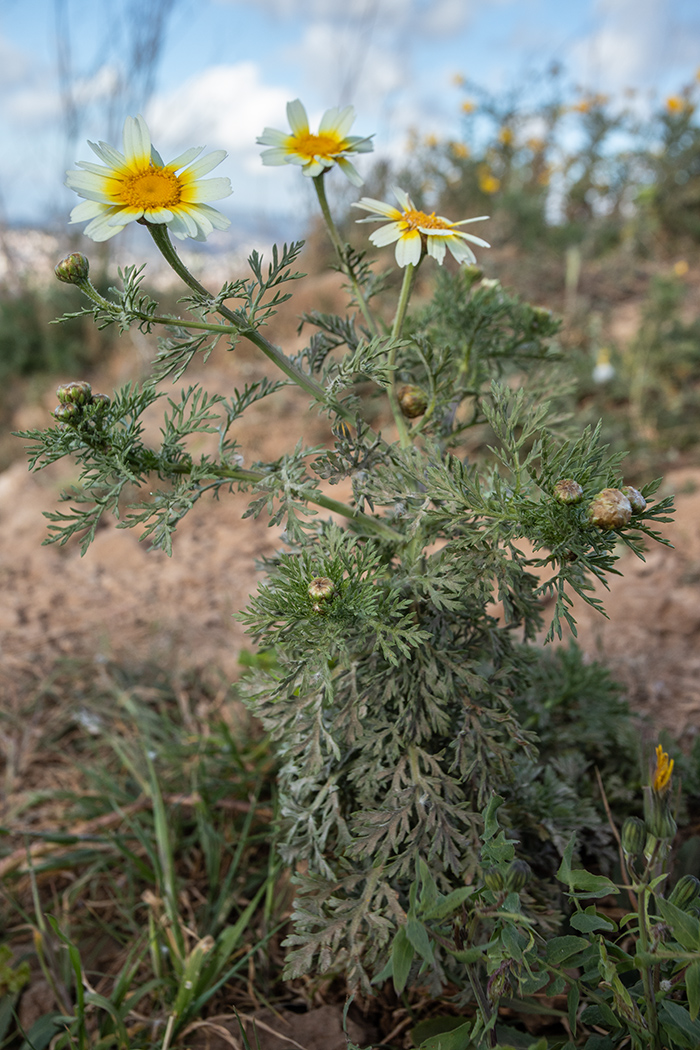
[[386, 262, 417, 449], [162, 459, 402, 544], [146, 223, 357, 422], [637, 882, 661, 1048], [312, 174, 379, 338]]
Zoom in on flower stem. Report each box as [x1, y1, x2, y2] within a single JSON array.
[[386, 262, 417, 449], [312, 175, 379, 338], [637, 881, 661, 1048], [146, 223, 354, 419], [166, 460, 402, 543]]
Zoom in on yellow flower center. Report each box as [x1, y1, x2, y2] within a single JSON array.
[[292, 131, 346, 161], [116, 166, 183, 209], [401, 209, 452, 232]]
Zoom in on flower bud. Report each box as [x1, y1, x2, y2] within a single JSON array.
[[90, 393, 111, 412], [53, 403, 81, 424], [308, 577, 335, 613], [462, 264, 483, 284], [644, 787, 677, 842], [333, 420, 353, 441], [54, 252, 90, 285], [621, 486, 646, 514], [57, 381, 92, 405], [553, 478, 584, 505], [587, 488, 632, 530], [505, 859, 531, 893], [621, 816, 646, 858], [486, 962, 511, 1002], [530, 306, 553, 327], [482, 868, 504, 892], [397, 385, 428, 419], [669, 875, 700, 911]]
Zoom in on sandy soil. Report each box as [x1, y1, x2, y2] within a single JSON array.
[[2, 269, 699, 746]]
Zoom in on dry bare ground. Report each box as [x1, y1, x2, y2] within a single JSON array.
[[2, 266, 700, 745]]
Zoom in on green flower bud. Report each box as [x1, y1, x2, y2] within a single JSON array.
[[621, 816, 646, 857], [669, 875, 700, 911], [54, 252, 90, 285], [588, 488, 632, 530], [486, 962, 511, 1002], [482, 868, 504, 892], [397, 385, 428, 419], [53, 403, 81, 424], [462, 264, 483, 285], [89, 393, 111, 412], [505, 859, 531, 893], [644, 787, 678, 842], [57, 381, 92, 405], [553, 478, 584, 505], [308, 577, 336, 613], [621, 485, 647, 514], [530, 305, 553, 328]]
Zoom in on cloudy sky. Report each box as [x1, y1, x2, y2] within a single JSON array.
[[1, 0, 698, 239]]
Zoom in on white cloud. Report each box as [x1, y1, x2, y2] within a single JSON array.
[[147, 63, 290, 150], [0, 34, 29, 86], [289, 21, 406, 111], [146, 63, 314, 220], [213, 0, 476, 37], [568, 0, 700, 94]]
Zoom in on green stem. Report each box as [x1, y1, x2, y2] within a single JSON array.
[[637, 882, 661, 1049], [312, 174, 379, 338], [145, 223, 356, 420], [466, 963, 496, 1048], [164, 460, 402, 544], [386, 262, 417, 449]]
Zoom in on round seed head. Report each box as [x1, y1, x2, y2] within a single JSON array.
[[397, 385, 428, 419], [553, 478, 584, 505], [588, 488, 632, 530], [621, 485, 647, 514]]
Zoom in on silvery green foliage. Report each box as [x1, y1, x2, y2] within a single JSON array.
[[25, 235, 673, 994]]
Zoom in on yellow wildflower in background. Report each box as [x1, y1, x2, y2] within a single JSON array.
[[674, 260, 689, 277], [666, 95, 685, 113], [478, 169, 501, 194], [572, 98, 593, 114], [257, 99, 373, 186], [424, 134, 439, 148], [498, 126, 514, 146], [65, 114, 232, 242], [353, 187, 489, 268], [652, 744, 674, 794], [451, 142, 470, 159], [451, 73, 466, 87], [461, 99, 476, 114]]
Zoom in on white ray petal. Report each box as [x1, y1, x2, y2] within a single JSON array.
[[395, 231, 422, 267], [286, 99, 309, 136]]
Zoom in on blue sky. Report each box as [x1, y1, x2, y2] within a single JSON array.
[[1, 0, 699, 238]]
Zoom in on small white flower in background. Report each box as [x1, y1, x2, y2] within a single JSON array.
[[257, 99, 373, 186], [352, 187, 489, 267], [66, 114, 232, 242], [593, 347, 616, 384], [76, 709, 102, 735]]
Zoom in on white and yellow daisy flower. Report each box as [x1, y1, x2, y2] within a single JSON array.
[[353, 188, 489, 267], [257, 99, 373, 186], [66, 114, 232, 242]]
